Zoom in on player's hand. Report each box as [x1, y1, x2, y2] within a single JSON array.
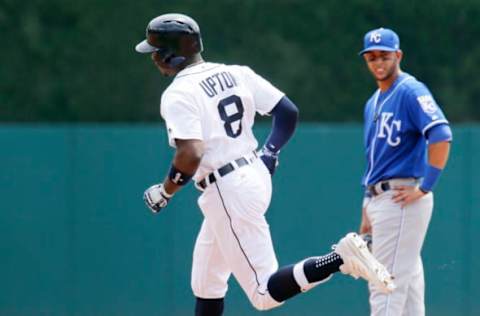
[[392, 185, 427, 207], [143, 183, 173, 213], [259, 147, 279, 175]]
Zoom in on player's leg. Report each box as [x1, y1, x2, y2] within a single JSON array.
[[401, 258, 425, 316], [191, 220, 231, 316], [204, 182, 390, 307], [266, 251, 342, 302], [198, 159, 392, 311], [195, 298, 224, 316], [198, 159, 282, 311], [244, 158, 343, 300], [367, 191, 432, 316], [268, 231, 397, 301]]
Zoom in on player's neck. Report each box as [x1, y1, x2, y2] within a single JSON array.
[[377, 70, 400, 92], [185, 55, 204, 68], [174, 55, 205, 74]]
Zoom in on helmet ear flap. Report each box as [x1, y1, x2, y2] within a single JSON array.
[[167, 56, 186, 67]]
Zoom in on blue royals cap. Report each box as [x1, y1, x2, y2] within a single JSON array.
[[359, 28, 400, 55]]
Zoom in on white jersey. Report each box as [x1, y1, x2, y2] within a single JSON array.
[[160, 62, 284, 180]]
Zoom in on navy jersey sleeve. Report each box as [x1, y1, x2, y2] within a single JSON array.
[[405, 83, 449, 136]]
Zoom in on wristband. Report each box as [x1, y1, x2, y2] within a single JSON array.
[[262, 145, 279, 158], [419, 164, 443, 193], [168, 165, 193, 186]]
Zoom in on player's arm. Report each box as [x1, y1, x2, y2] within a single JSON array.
[[144, 139, 204, 213], [393, 124, 452, 206], [419, 124, 452, 192], [163, 139, 204, 194], [260, 96, 299, 174], [425, 140, 450, 169]]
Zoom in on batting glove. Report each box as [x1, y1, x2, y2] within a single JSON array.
[[259, 146, 279, 175], [143, 183, 173, 213]]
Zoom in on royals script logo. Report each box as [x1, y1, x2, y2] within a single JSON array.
[[377, 112, 401, 146]]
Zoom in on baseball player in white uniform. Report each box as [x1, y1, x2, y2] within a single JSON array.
[[358, 28, 452, 315], [136, 13, 395, 315]]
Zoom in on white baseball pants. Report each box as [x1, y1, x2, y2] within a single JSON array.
[[191, 158, 282, 311], [366, 182, 433, 316]]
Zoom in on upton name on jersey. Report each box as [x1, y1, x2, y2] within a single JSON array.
[[199, 71, 238, 97]]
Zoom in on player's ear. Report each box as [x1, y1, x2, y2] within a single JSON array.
[[396, 50, 403, 62]]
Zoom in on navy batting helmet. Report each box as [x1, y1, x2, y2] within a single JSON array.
[[135, 13, 203, 67]]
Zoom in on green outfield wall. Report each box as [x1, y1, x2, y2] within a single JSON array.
[[0, 124, 478, 316], [3, 0, 480, 122]]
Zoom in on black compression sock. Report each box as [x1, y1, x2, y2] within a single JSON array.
[[267, 265, 301, 302], [266, 252, 343, 303], [195, 297, 224, 316], [303, 252, 343, 283]]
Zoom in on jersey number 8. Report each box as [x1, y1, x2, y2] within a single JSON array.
[[217, 95, 244, 138]]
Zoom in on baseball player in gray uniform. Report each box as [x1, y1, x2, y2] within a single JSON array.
[[358, 28, 452, 315], [136, 14, 395, 315]]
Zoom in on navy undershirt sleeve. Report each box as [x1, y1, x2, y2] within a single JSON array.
[[263, 96, 299, 153]]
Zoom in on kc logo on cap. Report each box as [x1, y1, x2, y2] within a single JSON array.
[[370, 31, 382, 43], [359, 27, 400, 55]]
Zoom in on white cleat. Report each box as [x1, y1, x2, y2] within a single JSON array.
[[334, 232, 396, 294]]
